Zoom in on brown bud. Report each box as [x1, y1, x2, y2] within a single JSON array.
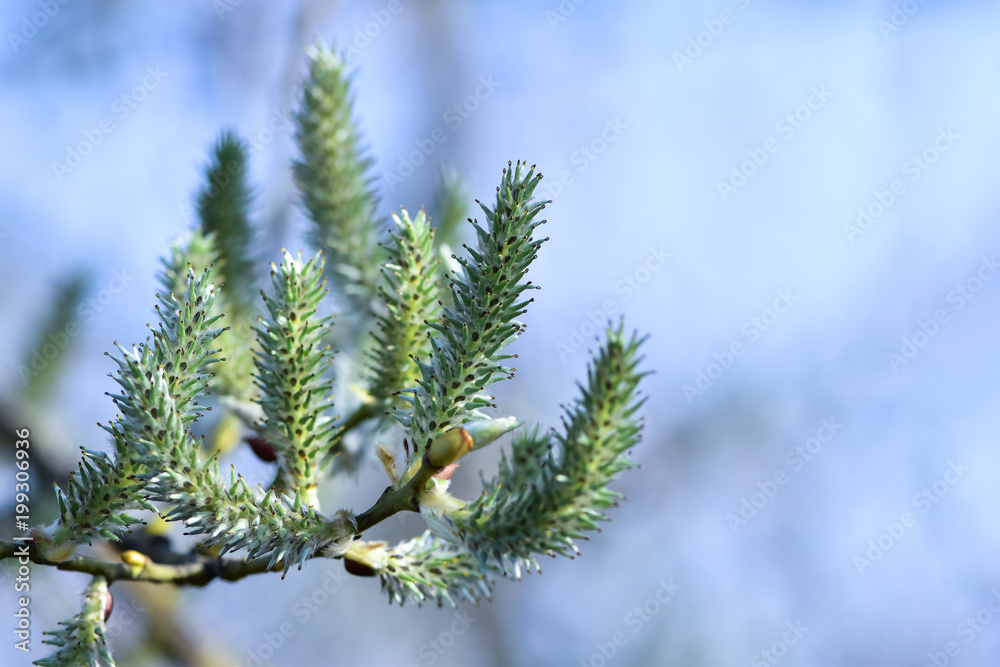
[[246, 436, 277, 462], [344, 558, 377, 577]]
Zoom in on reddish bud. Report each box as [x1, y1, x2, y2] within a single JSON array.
[[246, 436, 277, 462], [433, 463, 460, 480], [104, 589, 114, 622]]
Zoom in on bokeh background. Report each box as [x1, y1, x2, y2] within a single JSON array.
[[2, 1, 1000, 665]]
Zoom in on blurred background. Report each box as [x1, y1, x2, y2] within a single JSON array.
[[2, 1, 1000, 665]]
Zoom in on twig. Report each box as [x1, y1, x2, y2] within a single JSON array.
[[0, 541, 281, 586]]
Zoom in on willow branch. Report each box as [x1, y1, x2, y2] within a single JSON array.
[[353, 454, 440, 535], [0, 541, 281, 587]]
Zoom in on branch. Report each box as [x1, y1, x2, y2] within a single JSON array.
[[353, 454, 440, 535], [350, 419, 517, 537], [100, 266, 353, 573], [0, 541, 279, 587], [335, 401, 376, 438]]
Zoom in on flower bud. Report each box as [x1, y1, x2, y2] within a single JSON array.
[[426, 428, 474, 468], [246, 435, 277, 462], [344, 558, 377, 577], [463, 417, 519, 450], [433, 463, 459, 480], [120, 550, 148, 569], [104, 589, 114, 622]]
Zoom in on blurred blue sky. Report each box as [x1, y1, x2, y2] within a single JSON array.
[[2, 1, 1000, 666]]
